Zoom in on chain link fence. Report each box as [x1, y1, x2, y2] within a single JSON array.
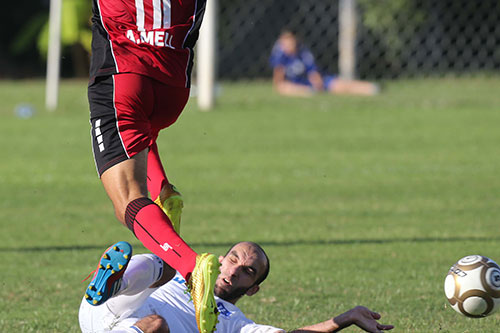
[[214, 0, 500, 80]]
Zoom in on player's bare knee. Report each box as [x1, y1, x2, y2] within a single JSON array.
[[134, 314, 169, 333]]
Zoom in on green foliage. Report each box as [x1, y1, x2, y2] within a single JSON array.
[[1, 78, 500, 331], [12, 0, 92, 59], [358, 0, 426, 65], [39, 0, 92, 57], [9, 13, 48, 56]]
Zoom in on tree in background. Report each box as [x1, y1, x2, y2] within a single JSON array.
[[357, 0, 426, 76], [10, 0, 92, 77]]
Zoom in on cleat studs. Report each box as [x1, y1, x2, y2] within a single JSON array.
[[113, 246, 118, 251], [111, 270, 116, 274], [97, 292, 102, 296], [118, 264, 123, 269], [124, 254, 129, 259], [93, 300, 98, 305], [104, 254, 110, 260], [89, 285, 96, 291], [99, 264, 104, 269], [106, 264, 111, 269], [85, 294, 90, 299]]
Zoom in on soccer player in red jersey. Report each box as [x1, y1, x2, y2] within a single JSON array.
[[87, 1, 219, 332]]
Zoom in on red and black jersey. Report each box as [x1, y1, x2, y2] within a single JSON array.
[[89, 0, 206, 87]]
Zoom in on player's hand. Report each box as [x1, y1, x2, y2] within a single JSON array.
[[334, 306, 394, 333]]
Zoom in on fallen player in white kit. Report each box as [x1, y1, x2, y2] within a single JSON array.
[[79, 241, 394, 333]]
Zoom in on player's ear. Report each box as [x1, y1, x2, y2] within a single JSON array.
[[245, 285, 260, 297], [218, 255, 224, 264]]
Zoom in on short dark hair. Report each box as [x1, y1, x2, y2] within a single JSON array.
[[251, 242, 270, 286], [225, 242, 270, 286]]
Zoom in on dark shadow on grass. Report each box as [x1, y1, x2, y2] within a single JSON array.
[[1, 236, 500, 253]]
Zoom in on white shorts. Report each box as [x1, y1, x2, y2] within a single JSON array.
[[79, 253, 164, 332], [79, 297, 143, 332], [79, 287, 157, 332]]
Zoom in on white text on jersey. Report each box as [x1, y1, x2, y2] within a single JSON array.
[[126, 30, 175, 49]]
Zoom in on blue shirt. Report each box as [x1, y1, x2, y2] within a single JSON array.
[[269, 42, 318, 86]]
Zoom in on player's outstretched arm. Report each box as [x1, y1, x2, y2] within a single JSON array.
[[288, 306, 394, 333], [307, 71, 324, 92]]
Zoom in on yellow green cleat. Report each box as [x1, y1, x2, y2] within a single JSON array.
[[187, 253, 221, 333], [154, 184, 183, 234]]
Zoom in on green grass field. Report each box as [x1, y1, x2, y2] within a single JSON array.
[[1, 77, 500, 332]]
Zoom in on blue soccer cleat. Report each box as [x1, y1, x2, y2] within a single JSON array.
[[84, 241, 132, 306]]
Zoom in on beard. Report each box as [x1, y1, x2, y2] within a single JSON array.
[[214, 284, 252, 303]]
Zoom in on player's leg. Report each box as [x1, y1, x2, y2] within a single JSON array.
[[83, 242, 171, 304], [275, 80, 315, 97], [121, 253, 175, 295], [329, 78, 380, 96], [79, 242, 135, 333], [105, 140, 219, 333], [90, 73, 196, 277], [84, 241, 133, 306], [147, 80, 221, 333], [80, 244, 173, 332], [105, 253, 175, 315], [147, 143, 183, 234], [148, 81, 220, 333], [146, 81, 189, 235], [100, 149, 148, 224], [89, 74, 220, 332]]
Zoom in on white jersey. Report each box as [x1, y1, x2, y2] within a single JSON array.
[[79, 272, 284, 333]]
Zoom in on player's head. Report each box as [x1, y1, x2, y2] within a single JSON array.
[[214, 241, 270, 304], [278, 30, 299, 55]]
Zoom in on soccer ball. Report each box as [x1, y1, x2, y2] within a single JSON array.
[[444, 255, 500, 318]]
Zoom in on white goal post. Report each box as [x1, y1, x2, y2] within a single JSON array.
[[45, 0, 62, 111], [339, 0, 357, 80], [196, 0, 217, 111]]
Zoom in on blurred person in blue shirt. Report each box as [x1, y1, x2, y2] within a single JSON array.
[[270, 30, 379, 97]]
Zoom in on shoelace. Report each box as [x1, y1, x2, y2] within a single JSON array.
[[82, 269, 98, 283], [184, 288, 194, 302]]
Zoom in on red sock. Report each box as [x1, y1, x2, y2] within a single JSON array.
[[125, 197, 196, 279], [147, 143, 168, 200]]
